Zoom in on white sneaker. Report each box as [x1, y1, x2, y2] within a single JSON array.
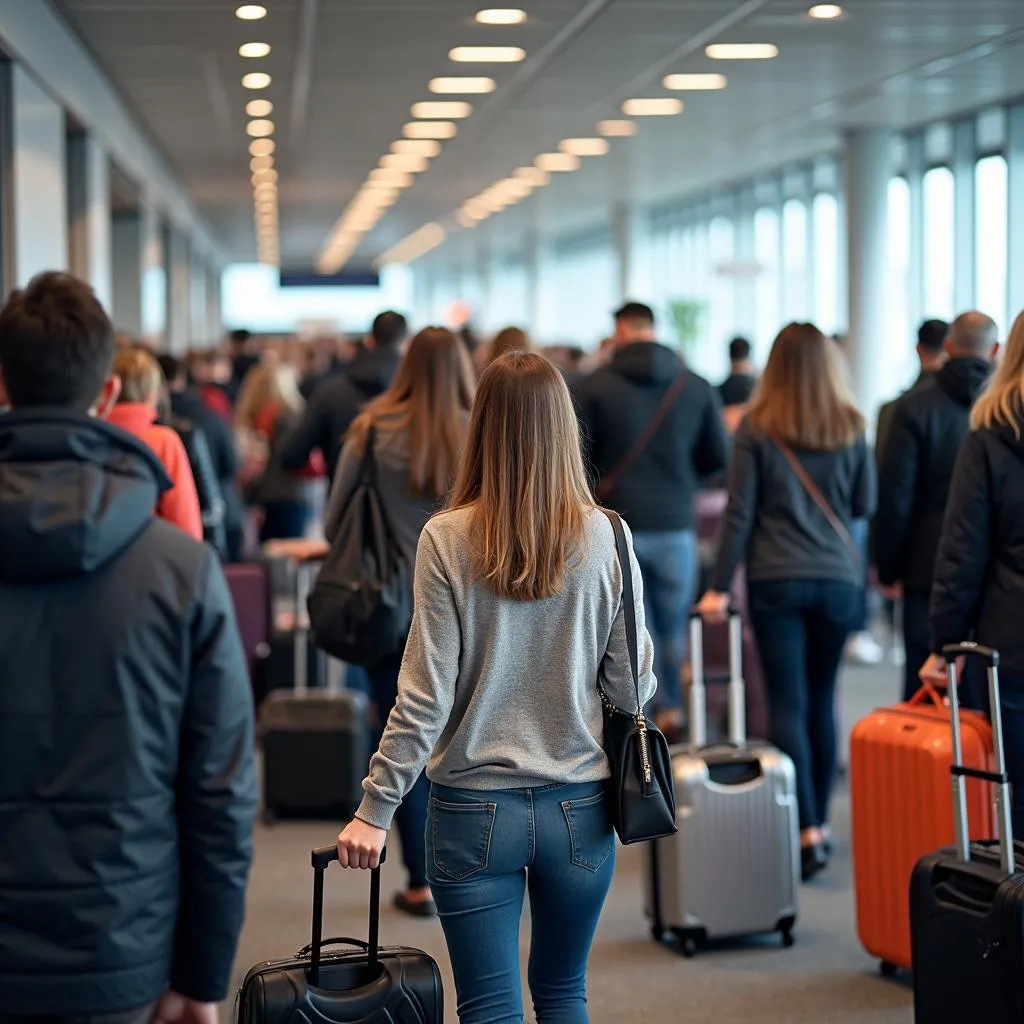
[[846, 631, 885, 666]]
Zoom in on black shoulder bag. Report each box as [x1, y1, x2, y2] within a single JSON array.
[[600, 510, 678, 845], [307, 425, 412, 667]]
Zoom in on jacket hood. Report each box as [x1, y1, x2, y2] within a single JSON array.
[[0, 410, 171, 583], [937, 356, 992, 407], [347, 346, 402, 395], [610, 341, 684, 385]]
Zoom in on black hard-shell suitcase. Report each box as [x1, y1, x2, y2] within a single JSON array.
[[236, 846, 443, 1024], [910, 642, 1024, 1023], [260, 558, 370, 824]]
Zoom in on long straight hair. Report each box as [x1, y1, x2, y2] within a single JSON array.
[[349, 327, 475, 498], [447, 351, 595, 601], [973, 309, 1024, 436], [747, 322, 864, 450]]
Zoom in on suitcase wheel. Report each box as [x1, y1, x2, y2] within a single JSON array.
[[781, 928, 795, 949], [261, 808, 277, 827], [650, 923, 665, 943], [672, 931, 698, 959], [879, 960, 898, 978]]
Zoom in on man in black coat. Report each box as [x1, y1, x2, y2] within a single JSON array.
[[575, 301, 728, 734], [0, 273, 257, 1024], [281, 311, 408, 483], [875, 311, 998, 699]]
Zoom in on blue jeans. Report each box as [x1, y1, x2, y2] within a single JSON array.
[[368, 651, 429, 890], [629, 529, 698, 711], [426, 781, 615, 1024], [748, 578, 861, 830]]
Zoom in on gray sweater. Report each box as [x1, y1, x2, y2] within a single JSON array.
[[355, 506, 657, 830], [710, 418, 876, 592]]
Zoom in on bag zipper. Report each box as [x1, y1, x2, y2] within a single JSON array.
[[637, 711, 652, 785]]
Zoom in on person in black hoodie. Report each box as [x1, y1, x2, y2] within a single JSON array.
[[922, 309, 1024, 835], [0, 272, 257, 1024], [281, 311, 408, 484], [875, 312, 998, 700], [576, 302, 727, 735]]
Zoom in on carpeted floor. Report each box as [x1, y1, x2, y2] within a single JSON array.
[[229, 656, 915, 1023]]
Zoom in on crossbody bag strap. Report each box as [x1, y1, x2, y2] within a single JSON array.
[[604, 510, 641, 713], [598, 371, 688, 500], [776, 440, 860, 570], [357, 422, 378, 485]]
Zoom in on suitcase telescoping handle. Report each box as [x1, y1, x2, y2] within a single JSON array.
[[688, 607, 745, 751], [308, 844, 387, 985], [944, 643, 1015, 874]]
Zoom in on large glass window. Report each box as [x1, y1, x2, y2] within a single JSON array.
[[754, 207, 781, 358], [705, 216, 736, 380], [923, 166, 955, 320], [812, 193, 840, 336], [886, 177, 914, 391], [975, 154, 1008, 338], [489, 259, 530, 333], [549, 241, 616, 345], [782, 199, 810, 322]]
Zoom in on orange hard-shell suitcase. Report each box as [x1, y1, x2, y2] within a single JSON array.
[[849, 684, 995, 975]]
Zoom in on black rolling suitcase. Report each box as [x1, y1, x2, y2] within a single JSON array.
[[911, 642, 1024, 1023], [261, 557, 370, 824], [236, 846, 443, 1023]]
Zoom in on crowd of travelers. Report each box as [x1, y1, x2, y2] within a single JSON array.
[[2, 269, 1023, 1024]]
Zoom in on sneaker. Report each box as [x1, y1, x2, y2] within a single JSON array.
[[846, 632, 884, 666]]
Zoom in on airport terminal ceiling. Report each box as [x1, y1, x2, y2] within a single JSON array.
[[52, 0, 1024, 269]]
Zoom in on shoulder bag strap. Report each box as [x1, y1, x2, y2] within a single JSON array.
[[357, 422, 378, 485], [604, 510, 641, 713], [775, 441, 860, 570], [598, 371, 688, 500]]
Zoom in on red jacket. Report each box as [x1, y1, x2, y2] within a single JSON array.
[[106, 404, 204, 541]]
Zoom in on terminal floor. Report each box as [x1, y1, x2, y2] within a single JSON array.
[[231, 657, 914, 1023]]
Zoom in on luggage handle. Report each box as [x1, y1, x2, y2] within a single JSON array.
[[943, 643, 1014, 874], [309, 845, 387, 986], [296, 936, 369, 958], [688, 608, 745, 751], [908, 683, 947, 709], [293, 562, 318, 695]]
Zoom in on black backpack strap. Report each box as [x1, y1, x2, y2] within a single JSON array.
[[604, 509, 642, 714]]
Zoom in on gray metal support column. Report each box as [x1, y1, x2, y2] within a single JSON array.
[[953, 119, 977, 313], [1007, 104, 1024, 321], [906, 135, 926, 336]]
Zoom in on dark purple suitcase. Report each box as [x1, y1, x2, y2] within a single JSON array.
[[236, 847, 443, 1024]]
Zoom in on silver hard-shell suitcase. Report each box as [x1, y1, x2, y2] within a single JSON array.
[[644, 610, 799, 956]]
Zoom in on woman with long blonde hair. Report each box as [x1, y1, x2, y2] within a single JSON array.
[[697, 322, 875, 880], [922, 309, 1024, 835], [324, 327, 474, 917], [336, 352, 656, 1023]]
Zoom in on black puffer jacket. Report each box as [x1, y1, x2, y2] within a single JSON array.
[[575, 342, 728, 531], [931, 421, 1024, 674], [0, 410, 257, 1015], [170, 413, 228, 559], [281, 346, 402, 483], [875, 357, 992, 592]]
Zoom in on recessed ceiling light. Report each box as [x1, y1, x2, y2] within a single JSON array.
[[392, 139, 443, 157], [411, 101, 473, 119], [808, 4, 843, 18], [246, 119, 275, 137], [250, 155, 274, 171], [597, 119, 638, 136], [535, 152, 580, 172], [404, 121, 459, 139], [429, 77, 497, 94], [475, 8, 527, 25], [621, 97, 684, 116], [236, 4, 267, 19], [663, 73, 728, 90], [457, 209, 482, 228], [249, 138, 275, 156], [246, 99, 274, 117], [242, 72, 272, 89], [705, 43, 779, 60], [380, 152, 430, 173], [252, 168, 278, 183], [239, 42, 271, 58], [368, 168, 414, 187], [498, 177, 534, 198], [559, 137, 609, 156], [449, 46, 525, 63], [514, 166, 550, 186]]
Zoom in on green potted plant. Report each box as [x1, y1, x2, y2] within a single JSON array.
[[668, 298, 706, 359]]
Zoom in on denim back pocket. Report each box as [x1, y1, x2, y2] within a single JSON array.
[[561, 791, 613, 872], [430, 798, 497, 880]]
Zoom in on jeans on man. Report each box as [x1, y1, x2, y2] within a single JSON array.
[[0, 1005, 155, 1024], [629, 530, 698, 711], [426, 781, 615, 1024]]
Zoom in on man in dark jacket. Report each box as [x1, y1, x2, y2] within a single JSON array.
[[160, 354, 245, 562], [875, 311, 998, 699], [0, 272, 257, 1024], [281, 311, 407, 482], [576, 301, 728, 731]]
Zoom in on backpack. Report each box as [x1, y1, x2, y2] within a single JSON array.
[[307, 425, 412, 666]]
